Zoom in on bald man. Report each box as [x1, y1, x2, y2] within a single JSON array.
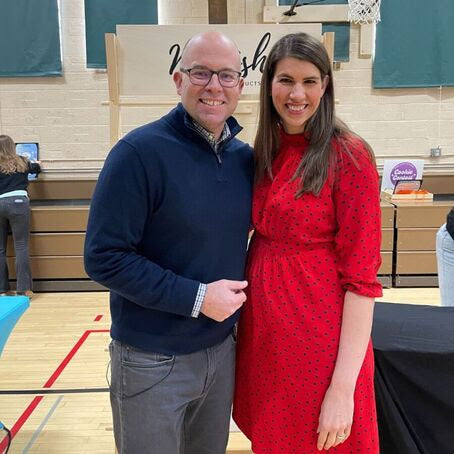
[[85, 31, 253, 453]]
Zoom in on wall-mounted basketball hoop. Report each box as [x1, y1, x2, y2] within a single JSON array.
[[348, 0, 381, 24], [262, 0, 382, 59]]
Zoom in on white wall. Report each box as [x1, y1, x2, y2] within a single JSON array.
[[0, 0, 452, 177], [158, 0, 208, 24]]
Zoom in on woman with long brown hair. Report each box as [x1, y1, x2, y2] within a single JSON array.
[[233, 33, 382, 453], [0, 135, 41, 298]]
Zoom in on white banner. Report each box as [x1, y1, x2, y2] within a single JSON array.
[[116, 24, 323, 97]]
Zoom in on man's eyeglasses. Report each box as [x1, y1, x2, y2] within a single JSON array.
[[180, 67, 241, 88]]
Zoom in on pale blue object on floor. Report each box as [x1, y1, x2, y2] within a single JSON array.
[[0, 295, 29, 356]]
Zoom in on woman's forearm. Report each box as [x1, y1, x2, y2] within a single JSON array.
[[330, 290, 375, 392]]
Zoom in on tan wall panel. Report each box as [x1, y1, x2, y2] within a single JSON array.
[[380, 202, 394, 228], [397, 228, 438, 251], [395, 202, 452, 228], [381, 229, 394, 251], [31, 207, 89, 232], [7, 256, 87, 279], [422, 175, 454, 195], [246, 0, 265, 23], [208, 0, 227, 23], [227, 0, 245, 23], [378, 251, 392, 274], [7, 233, 85, 257], [28, 180, 96, 200], [396, 252, 437, 274]]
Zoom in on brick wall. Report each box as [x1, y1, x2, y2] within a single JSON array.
[[0, 0, 452, 177]]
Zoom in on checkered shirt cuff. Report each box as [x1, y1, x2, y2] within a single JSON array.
[[191, 283, 207, 318]]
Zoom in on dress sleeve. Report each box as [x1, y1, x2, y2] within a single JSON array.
[[333, 138, 383, 298]]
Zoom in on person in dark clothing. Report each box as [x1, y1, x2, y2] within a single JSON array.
[[436, 206, 454, 306], [84, 31, 253, 453], [0, 135, 41, 298]]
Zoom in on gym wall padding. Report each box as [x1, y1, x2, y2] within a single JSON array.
[[0, 0, 62, 77], [374, 0, 454, 88], [84, 0, 158, 69]]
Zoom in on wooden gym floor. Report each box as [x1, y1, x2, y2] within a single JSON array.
[[0, 289, 441, 453]]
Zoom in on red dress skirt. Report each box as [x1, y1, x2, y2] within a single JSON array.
[[233, 132, 383, 453]]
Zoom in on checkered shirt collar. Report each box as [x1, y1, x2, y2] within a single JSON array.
[[191, 120, 231, 150]]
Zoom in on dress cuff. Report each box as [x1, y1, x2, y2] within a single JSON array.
[[191, 283, 207, 318], [343, 282, 383, 298]]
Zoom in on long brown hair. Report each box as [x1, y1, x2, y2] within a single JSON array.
[[0, 135, 28, 174], [255, 32, 374, 196]]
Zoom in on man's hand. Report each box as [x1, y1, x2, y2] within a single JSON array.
[[200, 279, 248, 322]]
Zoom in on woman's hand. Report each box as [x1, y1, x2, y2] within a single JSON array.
[[316, 384, 354, 450], [315, 291, 375, 450]]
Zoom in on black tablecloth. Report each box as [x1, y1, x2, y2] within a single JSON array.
[[372, 302, 454, 454]]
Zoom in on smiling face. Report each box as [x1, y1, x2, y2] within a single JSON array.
[[271, 57, 328, 135], [173, 32, 244, 139]]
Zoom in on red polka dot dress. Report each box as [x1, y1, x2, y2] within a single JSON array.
[[233, 131, 383, 453]]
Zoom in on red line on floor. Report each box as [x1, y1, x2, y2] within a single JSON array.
[[0, 395, 43, 452], [43, 330, 91, 388], [0, 329, 110, 451], [94, 314, 103, 322]]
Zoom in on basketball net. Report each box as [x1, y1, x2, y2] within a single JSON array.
[[348, 0, 381, 24]]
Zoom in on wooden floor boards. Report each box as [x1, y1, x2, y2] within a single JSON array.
[[0, 289, 440, 453]]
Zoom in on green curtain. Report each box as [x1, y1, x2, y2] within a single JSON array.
[[279, 0, 350, 61], [0, 0, 62, 77], [373, 0, 454, 88], [85, 0, 158, 69]]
